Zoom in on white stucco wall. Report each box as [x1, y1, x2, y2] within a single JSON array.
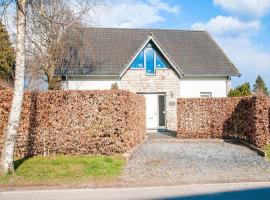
[[62, 77, 120, 90], [179, 76, 230, 98]]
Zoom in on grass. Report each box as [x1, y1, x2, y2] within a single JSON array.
[[264, 145, 270, 160], [0, 155, 125, 187]]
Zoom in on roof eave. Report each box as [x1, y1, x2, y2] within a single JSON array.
[[183, 73, 241, 77], [55, 74, 120, 78]]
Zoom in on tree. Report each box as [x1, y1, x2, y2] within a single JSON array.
[[228, 82, 252, 97], [0, 0, 101, 174], [25, 0, 85, 90], [0, 21, 15, 84], [0, 0, 27, 174], [253, 75, 268, 95]]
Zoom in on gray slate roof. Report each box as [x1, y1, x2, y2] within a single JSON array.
[[55, 27, 240, 77]]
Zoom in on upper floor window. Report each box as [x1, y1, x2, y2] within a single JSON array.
[[146, 46, 155, 75], [130, 51, 144, 69], [130, 43, 167, 74], [156, 52, 166, 69]]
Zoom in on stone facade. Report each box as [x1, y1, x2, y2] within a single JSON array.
[[120, 67, 180, 131]]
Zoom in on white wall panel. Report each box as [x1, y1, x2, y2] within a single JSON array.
[[62, 77, 120, 90], [179, 77, 228, 98]]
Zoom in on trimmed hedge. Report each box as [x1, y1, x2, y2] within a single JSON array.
[[177, 94, 270, 148], [0, 89, 146, 157]]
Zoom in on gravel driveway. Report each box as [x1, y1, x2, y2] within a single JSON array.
[[120, 133, 270, 186]]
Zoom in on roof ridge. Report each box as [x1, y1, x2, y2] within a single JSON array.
[[76, 26, 207, 33]]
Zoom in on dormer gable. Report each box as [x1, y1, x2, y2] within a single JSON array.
[[120, 34, 183, 77], [130, 42, 168, 75]]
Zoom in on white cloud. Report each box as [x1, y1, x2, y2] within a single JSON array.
[[215, 36, 270, 87], [191, 15, 261, 36], [213, 0, 270, 17], [148, 0, 180, 14], [191, 15, 270, 88], [217, 36, 270, 70], [92, 0, 180, 28]]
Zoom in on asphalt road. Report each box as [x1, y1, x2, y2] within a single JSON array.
[[1, 182, 270, 200]]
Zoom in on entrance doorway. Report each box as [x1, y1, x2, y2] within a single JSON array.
[[143, 93, 166, 129]]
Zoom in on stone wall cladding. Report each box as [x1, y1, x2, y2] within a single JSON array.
[[0, 89, 146, 157], [177, 95, 270, 148], [120, 68, 180, 131]]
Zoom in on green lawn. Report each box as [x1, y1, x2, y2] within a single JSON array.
[[264, 145, 270, 160], [0, 155, 125, 186]]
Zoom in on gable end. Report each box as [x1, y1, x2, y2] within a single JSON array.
[[120, 34, 184, 78]]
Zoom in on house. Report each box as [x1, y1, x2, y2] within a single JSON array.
[[55, 28, 240, 131]]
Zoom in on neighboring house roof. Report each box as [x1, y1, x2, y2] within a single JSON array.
[[55, 27, 240, 77]]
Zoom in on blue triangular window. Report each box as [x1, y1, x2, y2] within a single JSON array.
[[130, 51, 144, 69], [156, 52, 166, 69], [130, 43, 168, 74]]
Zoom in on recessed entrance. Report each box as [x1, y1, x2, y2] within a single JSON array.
[[143, 93, 166, 129]]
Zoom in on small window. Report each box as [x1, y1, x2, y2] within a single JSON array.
[[131, 51, 144, 69], [156, 52, 166, 69], [200, 92, 212, 98]]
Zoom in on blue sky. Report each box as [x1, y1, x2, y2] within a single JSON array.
[[94, 0, 270, 89]]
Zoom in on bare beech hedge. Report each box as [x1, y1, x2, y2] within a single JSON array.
[[0, 88, 146, 157], [177, 94, 270, 148]]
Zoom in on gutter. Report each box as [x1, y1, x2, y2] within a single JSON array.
[[183, 73, 241, 77]]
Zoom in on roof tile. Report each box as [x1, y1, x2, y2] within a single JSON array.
[[55, 27, 240, 77]]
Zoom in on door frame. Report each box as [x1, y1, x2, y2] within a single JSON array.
[[138, 92, 167, 130]]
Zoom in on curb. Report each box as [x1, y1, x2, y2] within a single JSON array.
[[2, 181, 270, 193]]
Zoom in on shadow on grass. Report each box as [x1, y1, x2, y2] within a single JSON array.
[[14, 156, 32, 171]]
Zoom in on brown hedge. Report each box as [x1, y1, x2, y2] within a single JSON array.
[[0, 89, 146, 157], [177, 94, 270, 148]]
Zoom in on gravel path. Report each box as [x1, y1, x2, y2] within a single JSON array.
[[120, 134, 270, 186]]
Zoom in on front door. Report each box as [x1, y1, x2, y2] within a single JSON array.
[[145, 94, 158, 129], [144, 94, 166, 129]]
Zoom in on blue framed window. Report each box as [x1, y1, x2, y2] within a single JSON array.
[[130, 43, 167, 74], [130, 51, 144, 69], [156, 52, 166, 69], [146, 47, 155, 75]]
